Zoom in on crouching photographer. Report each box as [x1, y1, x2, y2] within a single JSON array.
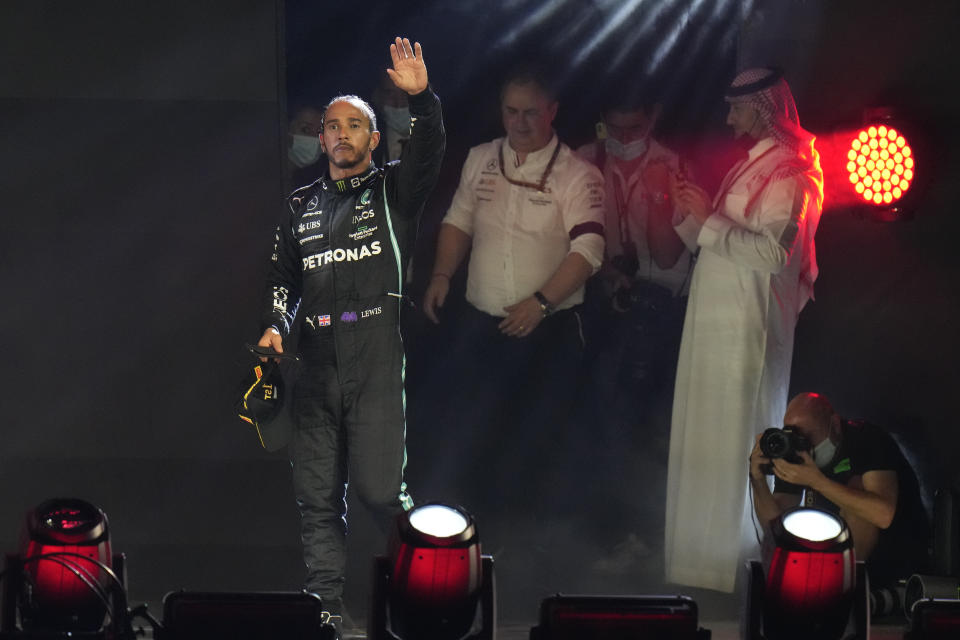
[[749, 392, 930, 614]]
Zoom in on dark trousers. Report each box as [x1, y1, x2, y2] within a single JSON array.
[[577, 280, 687, 543], [289, 338, 410, 609], [432, 304, 585, 524]]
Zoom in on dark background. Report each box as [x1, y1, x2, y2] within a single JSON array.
[[1, 0, 958, 625]]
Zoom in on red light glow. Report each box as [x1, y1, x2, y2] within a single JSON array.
[[764, 546, 855, 640], [391, 545, 480, 605], [847, 124, 915, 206]]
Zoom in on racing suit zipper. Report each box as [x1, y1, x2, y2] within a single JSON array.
[[329, 198, 345, 386]]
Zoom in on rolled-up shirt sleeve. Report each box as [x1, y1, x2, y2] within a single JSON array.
[[441, 147, 480, 236], [562, 163, 606, 270]]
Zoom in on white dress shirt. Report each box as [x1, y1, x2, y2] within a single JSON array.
[[577, 138, 692, 296], [443, 134, 605, 316]]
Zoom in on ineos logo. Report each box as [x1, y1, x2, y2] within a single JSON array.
[[352, 210, 375, 224]]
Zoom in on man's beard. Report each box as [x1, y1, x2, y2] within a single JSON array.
[[732, 130, 756, 152], [331, 146, 368, 170]]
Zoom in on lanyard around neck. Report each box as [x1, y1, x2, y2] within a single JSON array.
[[610, 167, 648, 247], [498, 141, 561, 192]]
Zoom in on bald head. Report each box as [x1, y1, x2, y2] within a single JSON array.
[[783, 392, 838, 446]]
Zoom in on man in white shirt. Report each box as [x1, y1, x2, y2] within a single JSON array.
[[422, 67, 605, 520], [664, 67, 824, 593], [575, 92, 693, 572], [578, 97, 691, 304]]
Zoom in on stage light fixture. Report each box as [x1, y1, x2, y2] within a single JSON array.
[[529, 594, 710, 639], [368, 502, 495, 640], [904, 598, 960, 639], [846, 107, 921, 221], [161, 590, 332, 640], [0, 497, 132, 638], [905, 573, 960, 615], [744, 507, 868, 640]]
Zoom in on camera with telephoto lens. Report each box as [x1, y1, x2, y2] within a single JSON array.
[[758, 426, 812, 475]]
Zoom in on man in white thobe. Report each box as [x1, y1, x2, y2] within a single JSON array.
[[664, 67, 824, 592]]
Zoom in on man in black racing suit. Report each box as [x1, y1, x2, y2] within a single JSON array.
[[255, 37, 444, 614]]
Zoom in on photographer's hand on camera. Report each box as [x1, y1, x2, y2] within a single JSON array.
[[749, 435, 772, 482], [749, 433, 807, 529], [770, 450, 825, 489]]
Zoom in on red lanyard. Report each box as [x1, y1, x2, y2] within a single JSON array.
[[498, 141, 561, 192], [610, 169, 644, 246]]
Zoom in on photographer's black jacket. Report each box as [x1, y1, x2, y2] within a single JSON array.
[[262, 87, 444, 358]]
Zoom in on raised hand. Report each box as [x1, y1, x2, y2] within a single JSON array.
[[386, 37, 428, 96], [676, 181, 713, 224], [642, 160, 671, 198]]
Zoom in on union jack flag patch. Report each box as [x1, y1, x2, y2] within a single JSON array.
[[318, 315, 331, 326]]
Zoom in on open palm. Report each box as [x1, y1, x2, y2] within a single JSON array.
[[387, 37, 428, 95]]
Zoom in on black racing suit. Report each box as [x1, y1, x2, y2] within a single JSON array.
[[261, 88, 444, 605]]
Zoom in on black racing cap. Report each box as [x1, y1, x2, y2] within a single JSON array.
[[236, 360, 285, 445]]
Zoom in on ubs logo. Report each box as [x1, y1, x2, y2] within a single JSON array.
[[298, 220, 324, 234]]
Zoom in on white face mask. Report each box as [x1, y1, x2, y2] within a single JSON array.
[[381, 105, 411, 136], [605, 135, 648, 161], [289, 134, 322, 168], [813, 437, 838, 469]]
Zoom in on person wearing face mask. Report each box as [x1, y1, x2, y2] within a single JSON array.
[[577, 93, 691, 305], [286, 104, 325, 188], [574, 90, 693, 573], [749, 392, 930, 597]]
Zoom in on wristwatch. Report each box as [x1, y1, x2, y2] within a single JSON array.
[[534, 291, 555, 317]]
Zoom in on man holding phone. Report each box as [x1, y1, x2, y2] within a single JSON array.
[[664, 67, 824, 592]]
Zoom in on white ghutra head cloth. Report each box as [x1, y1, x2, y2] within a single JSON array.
[[724, 67, 814, 159]]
